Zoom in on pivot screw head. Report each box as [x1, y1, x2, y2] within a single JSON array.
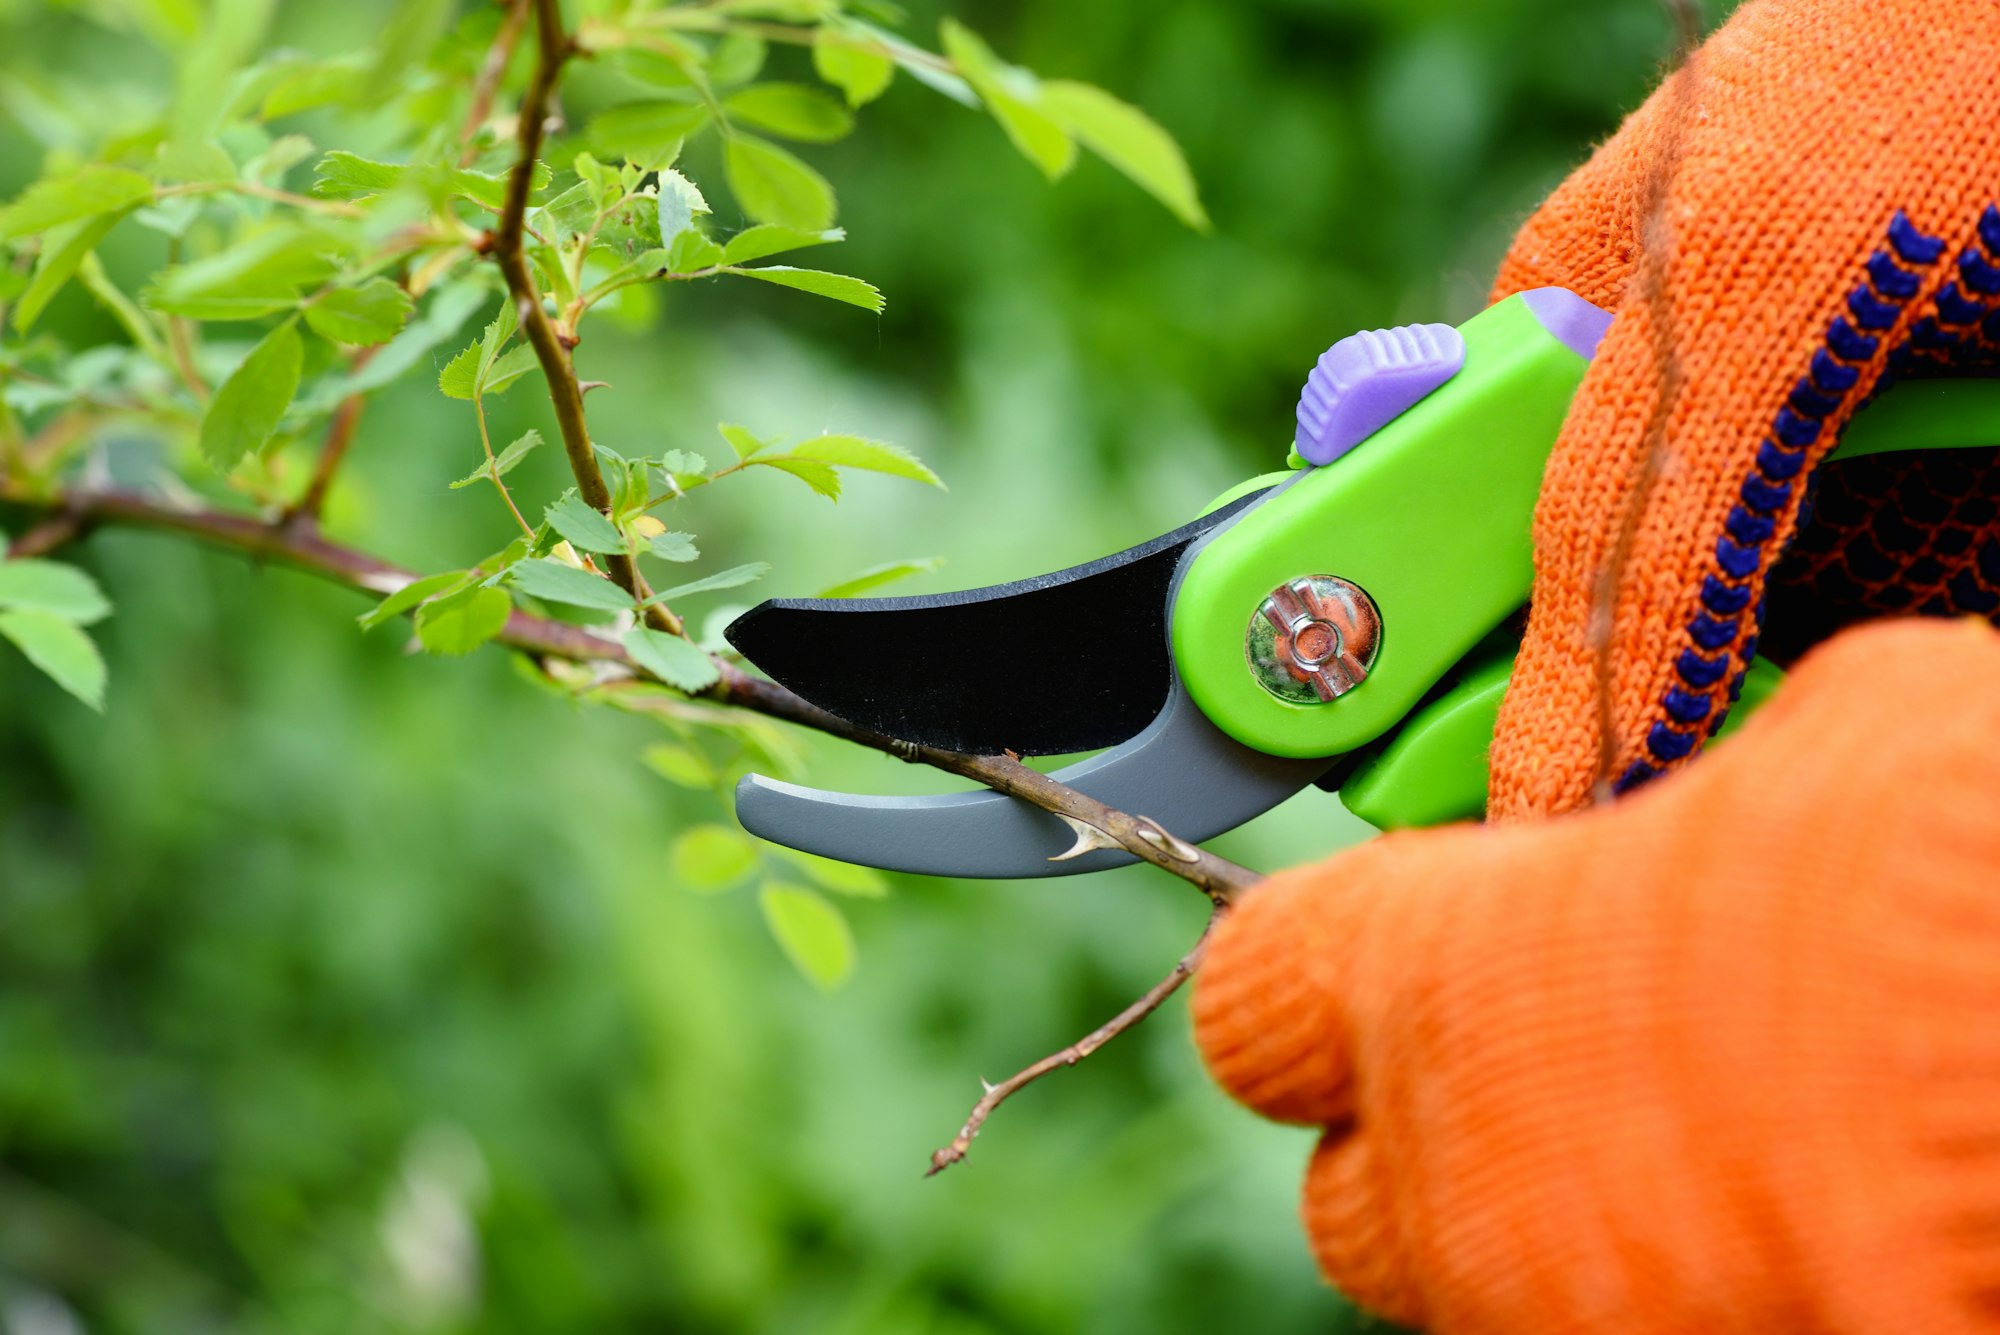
[[1246, 575, 1382, 704]]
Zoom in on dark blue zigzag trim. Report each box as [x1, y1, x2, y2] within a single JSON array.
[[1617, 210, 1951, 792]]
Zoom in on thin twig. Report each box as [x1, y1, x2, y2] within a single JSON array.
[[927, 912, 1220, 1176], [460, 0, 533, 166], [1, 481, 1258, 899], [287, 346, 380, 522], [7, 511, 82, 558], [1588, 3, 1703, 802], [489, 0, 681, 634]]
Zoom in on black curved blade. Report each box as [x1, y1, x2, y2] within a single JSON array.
[[724, 491, 1267, 755]]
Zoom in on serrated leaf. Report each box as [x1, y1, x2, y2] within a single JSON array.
[[646, 563, 771, 602], [723, 134, 835, 231], [718, 224, 842, 265], [0, 610, 105, 710], [664, 230, 722, 273], [510, 559, 634, 612], [655, 167, 710, 243], [812, 26, 893, 107], [775, 848, 889, 898], [671, 823, 757, 891], [727, 265, 881, 312], [304, 276, 413, 345], [142, 223, 346, 320], [655, 448, 711, 478], [645, 530, 699, 563], [1040, 80, 1209, 230], [0, 165, 154, 239], [623, 626, 721, 692], [545, 492, 626, 555], [414, 585, 510, 656], [939, 20, 1074, 180], [752, 455, 840, 498], [357, 570, 471, 629], [642, 743, 715, 788], [723, 83, 854, 143], [814, 556, 942, 598], [574, 150, 617, 211], [481, 343, 540, 395], [438, 343, 479, 399], [759, 883, 854, 990], [15, 209, 130, 331], [0, 559, 111, 624], [717, 422, 771, 460], [791, 433, 941, 486], [199, 320, 302, 470], [450, 429, 543, 489], [588, 101, 709, 168]]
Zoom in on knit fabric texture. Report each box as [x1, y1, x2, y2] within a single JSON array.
[[1195, 618, 2000, 1333], [1485, 0, 2000, 816]]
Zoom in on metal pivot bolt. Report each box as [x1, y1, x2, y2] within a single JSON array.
[[1246, 575, 1383, 704]]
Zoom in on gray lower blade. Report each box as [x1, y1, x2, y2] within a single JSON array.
[[734, 682, 1336, 879]]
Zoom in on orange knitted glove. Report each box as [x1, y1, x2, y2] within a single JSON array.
[[1194, 619, 2000, 1333], [1193, 0, 2000, 1328]]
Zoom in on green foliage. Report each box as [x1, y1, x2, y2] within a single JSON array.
[[0, 0, 1677, 1324], [198, 319, 302, 469], [758, 882, 855, 991]]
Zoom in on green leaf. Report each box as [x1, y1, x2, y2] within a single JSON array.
[[727, 265, 882, 312], [545, 492, 626, 555], [450, 429, 543, 489], [303, 276, 414, 345], [718, 224, 842, 265], [143, 223, 347, 320], [646, 563, 770, 602], [623, 626, 720, 693], [645, 530, 699, 563], [723, 134, 835, 230], [814, 556, 943, 598], [573, 150, 618, 211], [723, 83, 854, 143], [483, 344, 540, 396], [0, 559, 111, 624], [663, 231, 722, 274], [774, 848, 889, 898], [717, 422, 772, 460], [792, 433, 942, 486], [752, 456, 840, 499], [707, 31, 768, 87], [642, 743, 715, 789], [812, 26, 894, 107], [0, 610, 106, 710], [154, 139, 236, 185], [357, 570, 470, 630], [655, 167, 710, 243], [672, 825, 757, 892], [414, 585, 510, 656], [438, 344, 479, 399], [938, 20, 1075, 180], [510, 559, 634, 612], [1040, 80, 1209, 230], [588, 101, 710, 168], [311, 150, 531, 212], [261, 57, 367, 119], [654, 448, 710, 478], [759, 883, 854, 990], [199, 319, 303, 470], [0, 166, 154, 240], [15, 209, 130, 331]]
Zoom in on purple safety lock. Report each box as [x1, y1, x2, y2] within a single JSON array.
[[1294, 321, 1466, 466]]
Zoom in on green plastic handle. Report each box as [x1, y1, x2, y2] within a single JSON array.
[[1303, 356, 1998, 829], [1174, 293, 1588, 760]]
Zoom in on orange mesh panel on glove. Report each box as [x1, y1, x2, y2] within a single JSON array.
[[1195, 619, 2000, 1334], [1485, 0, 2000, 818]]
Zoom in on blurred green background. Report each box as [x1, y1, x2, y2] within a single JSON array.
[[0, 0, 1710, 1330]]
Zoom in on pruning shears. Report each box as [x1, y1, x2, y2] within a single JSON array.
[[720, 287, 2000, 879]]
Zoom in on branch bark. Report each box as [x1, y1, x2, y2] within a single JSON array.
[[488, 0, 682, 635], [926, 912, 1219, 1176]]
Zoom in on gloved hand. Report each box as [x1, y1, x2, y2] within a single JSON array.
[[1192, 0, 2000, 1329]]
